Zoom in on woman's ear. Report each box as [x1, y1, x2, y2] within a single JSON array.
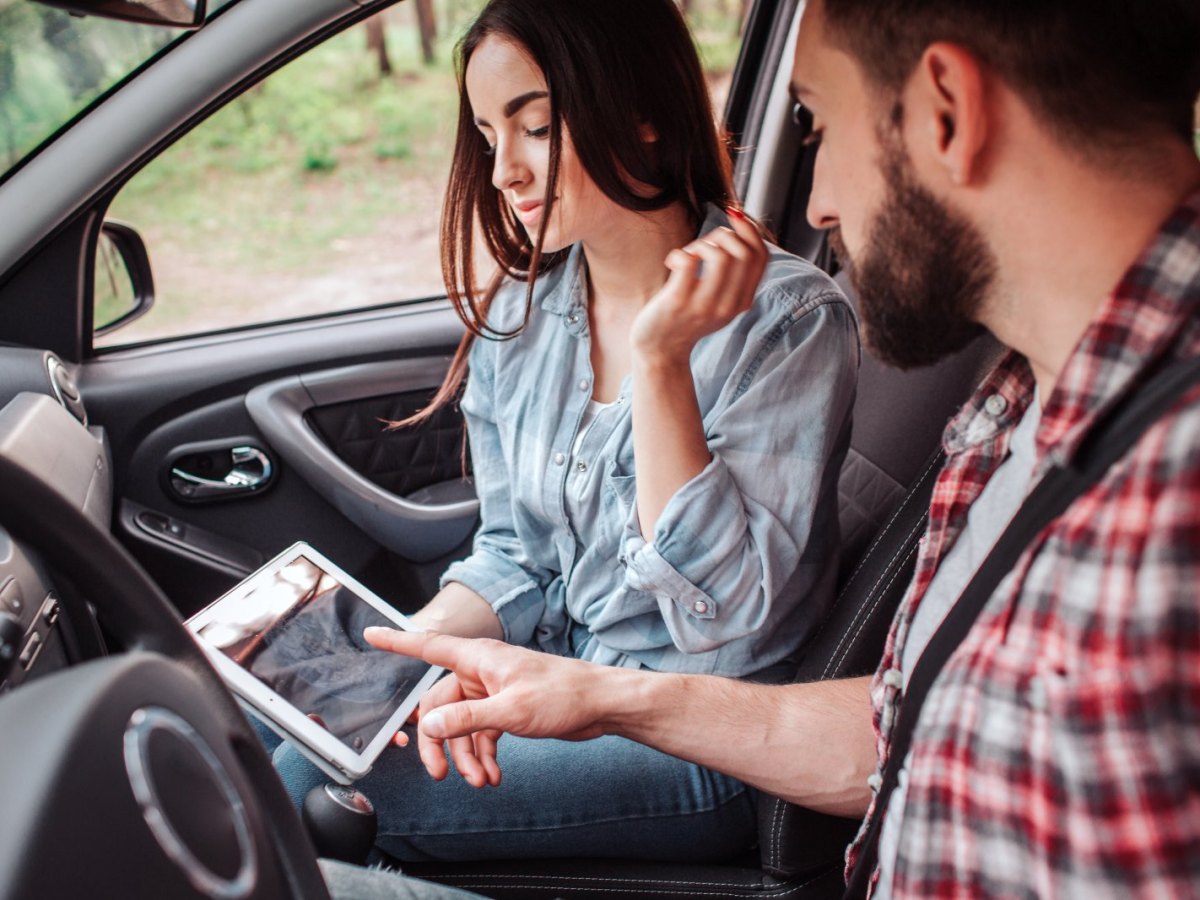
[[638, 121, 659, 144]]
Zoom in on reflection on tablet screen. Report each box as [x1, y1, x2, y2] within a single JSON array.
[[196, 556, 425, 752]]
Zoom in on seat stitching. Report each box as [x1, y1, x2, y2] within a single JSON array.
[[821, 515, 924, 680], [769, 794, 786, 868], [438, 867, 835, 896], [831, 540, 920, 676], [766, 541, 921, 866], [447, 884, 817, 896], [819, 454, 939, 678], [835, 452, 939, 602], [761, 456, 940, 867]]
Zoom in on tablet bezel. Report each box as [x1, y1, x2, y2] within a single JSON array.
[[185, 541, 442, 784]]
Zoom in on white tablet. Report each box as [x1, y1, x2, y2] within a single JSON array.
[[185, 542, 442, 784]]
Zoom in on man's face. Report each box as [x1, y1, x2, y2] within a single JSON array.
[[792, 1, 993, 369]]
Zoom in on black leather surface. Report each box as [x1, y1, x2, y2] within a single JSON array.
[[755, 450, 943, 880], [405, 858, 847, 899], [305, 391, 469, 498]]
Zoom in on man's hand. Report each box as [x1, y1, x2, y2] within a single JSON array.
[[364, 628, 609, 788], [366, 628, 877, 816]]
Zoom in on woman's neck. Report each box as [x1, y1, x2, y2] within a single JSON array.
[[581, 202, 698, 308]]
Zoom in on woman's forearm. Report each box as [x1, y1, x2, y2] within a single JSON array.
[[630, 353, 713, 538], [411, 581, 504, 640], [627, 214, 770, 539]]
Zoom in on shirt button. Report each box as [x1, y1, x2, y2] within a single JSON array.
[[576, 461, 588, 473], [566, 313, 579, 325], [882, 668, 903, 689], [693, 600, 709, 614], [578, 379, 590, 392], [867, 773, 883, 792], [553, 452, 565, 466], [984, 393, 1008, 417]]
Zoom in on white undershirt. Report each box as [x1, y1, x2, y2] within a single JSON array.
[[564, 399, 612, 533], [874, 391, 1042, 897]]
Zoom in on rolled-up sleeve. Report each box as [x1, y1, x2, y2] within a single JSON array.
[[440, 341, 555, 646], [618, 293, 858, 654]]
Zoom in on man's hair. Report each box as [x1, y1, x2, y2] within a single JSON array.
[[821, 0, 1200, 153]]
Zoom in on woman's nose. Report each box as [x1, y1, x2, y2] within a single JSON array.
[[491, 141, 529, 193]]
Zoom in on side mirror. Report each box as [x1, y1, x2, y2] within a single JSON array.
[[32, 0, 205, 29], [94, 220, 155, 337]]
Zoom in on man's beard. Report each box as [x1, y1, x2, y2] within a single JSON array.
[[830, 139, 994, 370]]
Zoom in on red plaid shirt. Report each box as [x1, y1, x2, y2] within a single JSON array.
[[849, 190, 1200, 896]]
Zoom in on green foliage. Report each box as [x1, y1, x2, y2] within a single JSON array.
[[97, 0, 743, 341], [686, 5, 745, 75], [0, 5, 182, 169], [109, 21, 462, 275]]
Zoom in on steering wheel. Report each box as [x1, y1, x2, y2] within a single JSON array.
[[0, 401, 330, 900]]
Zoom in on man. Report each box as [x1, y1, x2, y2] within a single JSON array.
[[349, 0, 1200, 894]]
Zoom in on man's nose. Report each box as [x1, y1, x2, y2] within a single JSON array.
[[805, 149, 838, 231]]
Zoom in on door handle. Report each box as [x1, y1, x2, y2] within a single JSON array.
[[168, 444, 274, 501]]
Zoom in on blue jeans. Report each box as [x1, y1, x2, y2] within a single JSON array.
[[271, 727, 756, 863], [320, 860, 480, 899]]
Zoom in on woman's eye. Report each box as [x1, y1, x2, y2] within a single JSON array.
[[525, 125, 550, 140], [483, 143, 497, 157], [800, 129, 823, 149]]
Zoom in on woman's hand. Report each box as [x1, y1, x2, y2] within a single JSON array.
[[365, 628, 611, 787], [631, 209, 769, 365]]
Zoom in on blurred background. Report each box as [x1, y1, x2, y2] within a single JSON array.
[[88, 1, 748, 344]]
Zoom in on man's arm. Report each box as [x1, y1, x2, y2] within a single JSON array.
[[366, 628, 876, 817]]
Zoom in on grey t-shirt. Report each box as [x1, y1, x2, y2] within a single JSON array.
[[874, 391, 1042, 897]]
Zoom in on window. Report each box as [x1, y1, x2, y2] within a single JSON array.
[[0, 0, 189, 182], [97, 1, 749, 347]]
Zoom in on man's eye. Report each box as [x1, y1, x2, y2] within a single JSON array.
[[800, 130, 823, 149]]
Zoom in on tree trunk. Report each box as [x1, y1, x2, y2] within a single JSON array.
[[416, 0, 437, 66], [364, 16, 393, 77]]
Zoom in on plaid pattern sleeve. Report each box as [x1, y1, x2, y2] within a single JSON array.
[[847, 190, 1200, 896]]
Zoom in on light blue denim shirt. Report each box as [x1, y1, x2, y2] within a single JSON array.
[[442, 207, 859, 676]]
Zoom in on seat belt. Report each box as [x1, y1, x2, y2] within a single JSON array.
[[844, 355, 1200, 899]]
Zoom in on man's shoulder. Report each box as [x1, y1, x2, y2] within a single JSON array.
[[1055, 373, 1200, 584]]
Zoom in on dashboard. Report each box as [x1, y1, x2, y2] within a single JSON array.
[[0, 348, 109, 694]]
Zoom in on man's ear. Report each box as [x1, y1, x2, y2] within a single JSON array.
[[909, 42, 988, 186]]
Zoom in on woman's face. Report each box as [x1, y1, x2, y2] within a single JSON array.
[[465, 35, 613, 253]]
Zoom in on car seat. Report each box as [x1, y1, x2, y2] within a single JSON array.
[[401, 271, 1001, 898]]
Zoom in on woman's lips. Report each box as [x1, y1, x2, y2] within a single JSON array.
[[514, 202, 543, 226]]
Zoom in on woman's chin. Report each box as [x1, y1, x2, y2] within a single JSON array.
[[526, 226, 568, 255]]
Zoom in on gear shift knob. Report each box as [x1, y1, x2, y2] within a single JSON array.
[[302, 783, 378, 865]]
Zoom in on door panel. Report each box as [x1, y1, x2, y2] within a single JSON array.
[[79, 301, 475, 617], [246, 358, 477, 563]]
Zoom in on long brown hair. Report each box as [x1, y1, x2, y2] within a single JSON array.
[[401, 0, 736, 427]]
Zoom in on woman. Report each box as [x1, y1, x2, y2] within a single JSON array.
[[278, 0, 857, 863]]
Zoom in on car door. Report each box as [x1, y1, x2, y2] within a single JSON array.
[[0, 0, 483, 618], [0, 0, 773, 623]]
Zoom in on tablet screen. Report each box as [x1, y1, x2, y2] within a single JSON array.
[[194, 554, 429, 753]]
